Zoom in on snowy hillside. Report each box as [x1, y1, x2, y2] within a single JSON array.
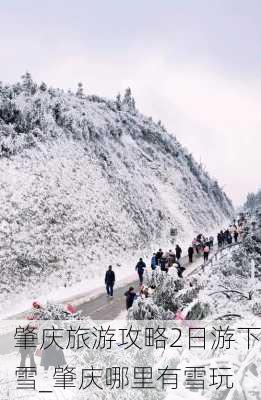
[[0, 74, 233, 315]]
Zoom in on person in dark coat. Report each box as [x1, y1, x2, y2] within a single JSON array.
[[155, 249, 163, 266], [220, 230, 225, 246], [227, 233, 233, 245], [188, 246, 194, 263], [135, 258, 146, 284], [125, 287, 136, 310], [105, 265, 115, 297], [234, 230, 239, 243], [151, 253, 157, 271], [175, 261, 185, 278], [203, 245, 210, 262], [217, 233, 222, 248], [160, 257, 167, 272], [224, 229, 230, 244], [175, 245, 182, 260]]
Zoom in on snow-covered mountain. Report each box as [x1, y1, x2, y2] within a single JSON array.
[[0, 74, 234, 313]]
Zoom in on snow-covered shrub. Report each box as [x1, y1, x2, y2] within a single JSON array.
[[128, 297, 175, 320], [31, 302, 81, 320]]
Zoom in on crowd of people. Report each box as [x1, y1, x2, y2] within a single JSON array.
[[217, 221, 244, 247], [104, 216, 247, 310]]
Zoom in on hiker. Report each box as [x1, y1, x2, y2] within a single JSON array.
[[175, 244, 182, 260], [166, 250, 175, 268], [192, 238, 199, 253], [105, 265, 115, 297], [135, 258, 146, 284], [175, 261, 185, 278], [197, 234, 202, 242], [217, 232, 222, 248], [203, 244, 210, 262], [220, 230, 225, 246], [169, 250, 176, 264], [160, 256, 167, 272], [156, 249, 163, 266], [224, 229, 230, 244], [234, 229, 239, 243], [227, 233, 233, 245], [188, 246, 194, 263], [209, 236, 214, 248], [125, 287, 136, 310], [151, 253, 157, 271]]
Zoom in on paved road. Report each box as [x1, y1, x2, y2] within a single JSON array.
[[78, 252, 204, 319], [77, 242, 242, 320]]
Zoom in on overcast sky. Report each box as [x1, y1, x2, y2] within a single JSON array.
[[0, 0, 260, 206]]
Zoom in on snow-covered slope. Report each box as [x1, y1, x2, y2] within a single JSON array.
[[0, 75, 234, 314]]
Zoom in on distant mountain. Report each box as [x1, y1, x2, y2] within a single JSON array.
[[0, 74, 234, 312]]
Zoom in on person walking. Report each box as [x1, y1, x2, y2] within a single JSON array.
[[125, 287, 136, 310], [188, 246, 194, 263], [175, 245, 182, 261], [217, 233, 222, 248], [227, 233, 232, 245], [220, 230, 225, 246], [135, 258, 146, 284], [234, 230, 239, 243], [151, 253, 157, 271], [155, 249, 163, 266], [105, 265, 115, 297], [175, 261, 185, 278], [160, 256, 167, 272], [203, 244, 210, 262]]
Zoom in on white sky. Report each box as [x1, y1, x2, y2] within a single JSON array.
[[0, 0, 260, 205]]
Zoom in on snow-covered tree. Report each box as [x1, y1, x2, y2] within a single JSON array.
[[76, 82, 84, 98], [122, 87, 136, 112], [116, 92, 122, 110], [21, 72, 37, 95], [39, 81, 47, 92]]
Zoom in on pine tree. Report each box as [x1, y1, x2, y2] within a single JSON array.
[[116, 92, 122, 110], [21, 72, 37, 95], [122, 87, 136, 112]]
